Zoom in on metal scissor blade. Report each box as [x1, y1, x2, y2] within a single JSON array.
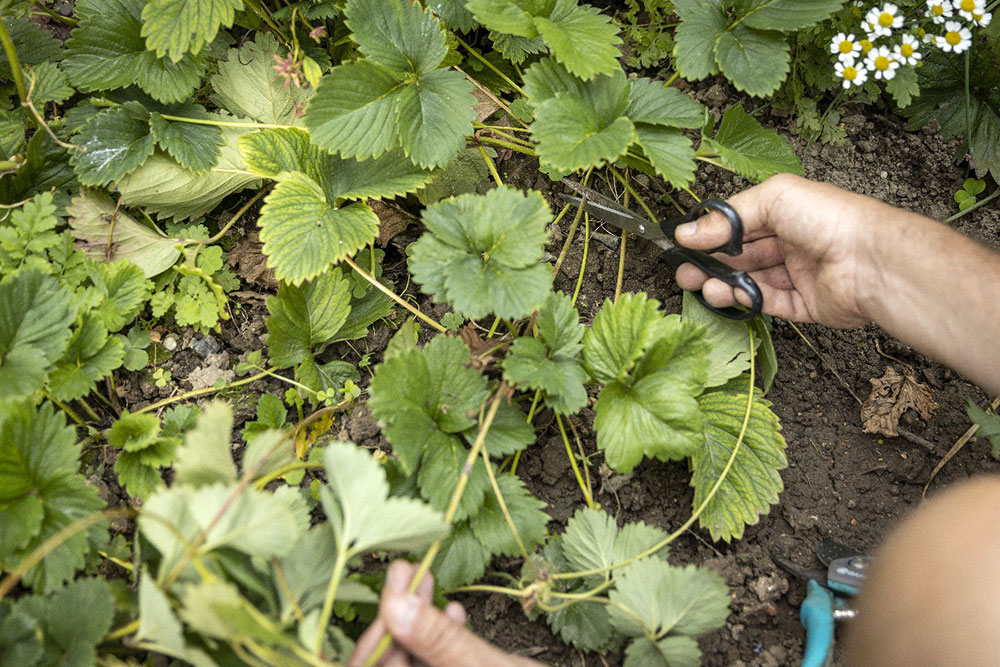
[[557, 192, 669, 245]]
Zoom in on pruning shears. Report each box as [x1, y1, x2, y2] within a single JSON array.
[[557, 179, 763, 321], [772, 540, 872, 667]]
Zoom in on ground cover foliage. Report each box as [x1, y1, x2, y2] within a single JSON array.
[[0, 0, 995, 665]]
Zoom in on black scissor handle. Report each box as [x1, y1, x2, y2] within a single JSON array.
[[661, 199, 744, 256], [662, 246, 763, 321]]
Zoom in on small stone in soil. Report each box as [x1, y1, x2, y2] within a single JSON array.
[[190, 334, 221, 358]]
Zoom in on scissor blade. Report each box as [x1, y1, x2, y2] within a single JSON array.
[[557, 193, 669, 244]]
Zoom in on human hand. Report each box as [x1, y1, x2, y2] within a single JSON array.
[[349, 561, 542, 667], [673, 173, 887, 328]]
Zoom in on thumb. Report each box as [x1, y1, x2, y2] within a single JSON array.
[[381, 592, 537, 667]]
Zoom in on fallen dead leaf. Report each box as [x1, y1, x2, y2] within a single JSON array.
[[458, 324, 508, 371], [472, 88, 500, 122], [372, 199, 419, 247], [226, 230, 278, 290], [861, 366, 938, 437]]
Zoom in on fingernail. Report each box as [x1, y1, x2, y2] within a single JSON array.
[[384, 595, 420, 637], [675, 222, 696, 238]]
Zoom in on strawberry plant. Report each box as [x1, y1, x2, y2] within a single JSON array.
[[0, 0, 856, 664]]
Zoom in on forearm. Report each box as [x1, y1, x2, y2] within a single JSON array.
[[860, 206, 1000, 396]]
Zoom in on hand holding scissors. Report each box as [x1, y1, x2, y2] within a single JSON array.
[[558, 179, 763, 321]]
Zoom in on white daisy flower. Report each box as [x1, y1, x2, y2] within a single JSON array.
[[860, 18, 880, 41], [860, 38, 875, 55], [926, 0, 953, 24], [865, 46, 900, 80], [971, 10, 992, 26], [866, 3, 904, 38], [830, 32, 863, 62], [936, 20, 973, 52], [894, 34, 922, 65], [835, 58, 869, 89], [954, 0, 985, 20]]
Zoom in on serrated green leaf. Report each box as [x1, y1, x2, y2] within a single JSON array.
[[136, 571, 216, 666], [534, 1, 622, 80], [969, 401, 1000, 457], [624, 636, 702, 667], [211, 33, 311, 125], [171, 401, 238, 487], [609, 560, 729, 638], [537, 290, 583, 356], [67, 191, 185, 277], [417, 147, 491, 205], [43, 578, 116, 664], [88, 260, 152, 332], [63, 0, 205, 103], [107, 412, 160, 451], [583, 293, 665, 384], [470, 474, 549, 556], [258, 172, 379, 285], [612, 520, 669, 564], [179, 579, 292, 646], [116, 124, 261, 221], [304, 61, 405, 161], [409, 187, 553, 319], [592, 315, 710, 473], [242, 394, 287, 442], [548, 594, 618, 652], [321, 441, 449, 555], [634, 125, 697, 191], [418, 436, 491, 522], [115, 437, 176, 497], [739, 0, 846, 31], [47, 314, 124, 401], [25, 62, 74, 107], [369, 336, 487, 472], [0, 270, 74, 400], [698, 103, 802, 181], [432, 522, 491, 589], [466, 0, 552, 37], [71, 107, 156, 187], [265, 268, 352, 368], [0, 18, 61, 80], [465, 398, 535, 458], [430, 0, 479, 31], [627, 78, 705, 129], [714, 24, 789, 98], [0, 402, 105, 593], [141, 484, 308, 577], [141, 0, 243, 62], [395, 68, 477, 169], [692, 381, 786, 541], [672, 1, 725, 81], [346, 0, 448, 75], [149, 105, 224, 173], [334, 288, 394, 342], [503, 337, 589, 415], [561, 506, 618, 574], [491, 30, 547, 64], [523, 57, 586, 104], [683, 291, 755, 388], [534, 93, 635, 173]]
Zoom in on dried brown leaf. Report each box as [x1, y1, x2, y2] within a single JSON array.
[[372, 199, 419, 247], [861, 366, 938, 437], [226, 230, 278, 290]]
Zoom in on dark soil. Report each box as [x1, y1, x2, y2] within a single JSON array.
[[117, 81, 1000, 666]]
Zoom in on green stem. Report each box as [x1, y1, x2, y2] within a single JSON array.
[[158, 114, 294, 130], [76, 398, 100, 422], [312, 546, 349, 655], [31, 3, 78, 24], [478, 145, 504, 187], [473, 125, 536, 146], [105, 619, 141, 642], [608, 165, 659, 224], [662, 71, 679, 87], [448, 583, 532, 597], [557, 414, 595, 508], [43, 393, 86, 426], [473, 123, 532, 133], [571, 210, 589, 306], [244, 0, 291, 44], [0, 18, 29, 116], [551, 327, 757, 581], [964, 49, 973, 160], [453, 35, 526, 96], [205, 189, 268, 246], [944, 187, 1000, 223], [477, 136, 537, 156], [480, 439, 532, 563], [133, 371, 270, 415], [253, 461, 324, 490], [343, 256, 446, 333], [364, 389, 507, 667]]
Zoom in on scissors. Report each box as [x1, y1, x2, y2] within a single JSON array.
[[558, 179, 763, 321]]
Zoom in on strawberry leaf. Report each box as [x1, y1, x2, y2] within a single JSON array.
[[626, 78, 705, 128], [346, 0, 448, 75], [258, 172, 378, 285], [713, 24, 789, 98], [583, 293, 666, 384], [691, 379, 786, 542], [48, 313, 125, 401], [470, 474, 550, 557], [740, 0, 847, 31], [697, 103, 803, 181], [0, 402, 105, 593], [141, 0, 243, 62], [533, 1, 621, 79], [394, 68, 477, 169], [87, 260, 153, 333], [632, 125, 698, 192], [408, 187, 553, 320], [148, 105, 224, 174], [321, 441, 449, 556], [265, 268, 353, 368], [63, 0, 206, 103], [432, 522, 491, 589], [71, 107, 156, 187], [369, 336, 488, 473]]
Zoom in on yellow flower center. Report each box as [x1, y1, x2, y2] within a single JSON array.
[[839, 40, 855, 53], [932, 5, 944, 15], [961, 0, 975, 11], [973, 12, 984, 20], [861, 39, 874, 53], [874, 55, 891, 70], [901, 43, 914, 57], [879, 11, 895, 26], [946, 30, 962, 44], [843, 66, 858, 81]]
